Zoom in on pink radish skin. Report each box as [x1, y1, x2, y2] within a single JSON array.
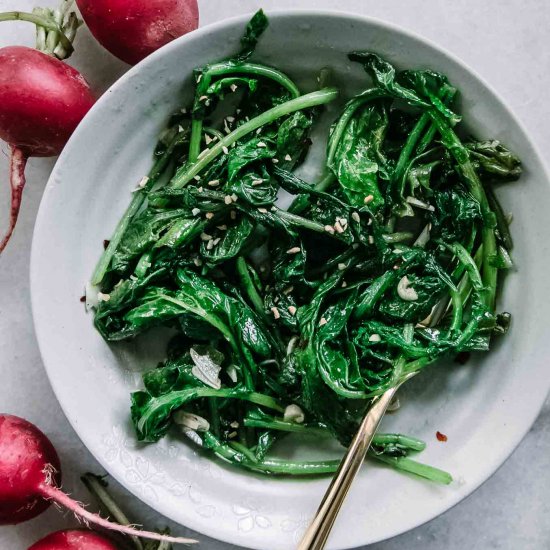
[[76, 0, 199, 65], [28, 529, 118, 550], [0, 46, 95, 253], [0, 415, 197, 545]]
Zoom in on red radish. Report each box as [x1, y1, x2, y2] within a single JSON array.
[[0, 2, 97, 253], [28, 530, 118, 550], [76, 0, 199, 65], [0, 415, 197, 545]]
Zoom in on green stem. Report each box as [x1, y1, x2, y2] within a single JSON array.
[[371, 454, 452, 484], [236, 256, 265, 316], [203, 62, 301, 98], [428, 110, 498, 308], [202, 432, 449, 481], [91, 133, 182, 285], [243, 417, 327, 436], [0, 10, 73, 56], [171, 88, 339, 189], [188, 119, 203, 164], [394, 112, 431, 198]]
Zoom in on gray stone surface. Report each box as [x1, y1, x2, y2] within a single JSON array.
[[0, 1, 548, 548]]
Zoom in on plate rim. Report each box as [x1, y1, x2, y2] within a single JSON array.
[[30, 9, 550, 550]]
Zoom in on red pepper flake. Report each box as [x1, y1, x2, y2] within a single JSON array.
[[79, 295, 86, 303], [436, 431, 448, 442], [103, 239, 110, 249]]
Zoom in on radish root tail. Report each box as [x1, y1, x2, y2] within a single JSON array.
[[0, 146, 27, 254], [38, 483, 198, 545]]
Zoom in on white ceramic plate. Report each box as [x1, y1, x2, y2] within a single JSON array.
[[31, 11, 550, 550]]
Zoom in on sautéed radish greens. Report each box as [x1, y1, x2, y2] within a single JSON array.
[[89, 11, 519, 484]]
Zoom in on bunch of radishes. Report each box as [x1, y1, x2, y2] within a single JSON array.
[[1, 0, 200, 545], [0, 0, 199, 253]]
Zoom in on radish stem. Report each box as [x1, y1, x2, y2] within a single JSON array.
[[38, 483, 198, 545]]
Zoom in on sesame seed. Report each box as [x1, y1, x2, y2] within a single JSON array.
[[252, 178, 263, 186], [205, 100, 211, 106], [367, 218, 373, 226], [352, 212, 361, 223], [228, 431, 238, 439], [334, 221, 345, 233], [339, 218, 348, 227], [338, 263, 346, 270], [319, 318, 327, 327], [191, 207, 201, 216], [181, 108, 187, 114], [324, 225, 335, 234], [230, 194, 238, 202], [213, 237, 221, 245], [198, 186, 204, 192], [224, 120, 231, 134], [342, 281, 348, 288], [205, 212, 214, 220], [284, 154, 292, 161], [194, 175, 201, 181], [288, 305, 297, 316], [369, 333, 381, 342], [257, 141, 267, 148], [258, 207, 268, 213], [272, 158, 279, 164], [200, 233, 212, 241], [287, 247, 301, 255], [206, 239, 215, 250], [364, 194, 374, 204], [222, 146, 229, 154], [199, 95, 208, 101], [205, 134, 213, 145], [393, 264, 400, 270], [236, 109, 241, 114], [178, 125, 184, 133], [271, 306, 281, 320], [352, 243, 359, 249], [230, 210, 237, 220], [256, 128, 262, 134], [208, 179, 220, 186], [226, 116, 235, 122], [197, 74, 202, 83], [193, 257, 203, 267], [230, 84, 238, 92], [368, 235, 374, 244], [216, 225, 227, 231], [283, 286, 294, 295], [224, 195, 232, 205], [230, 421, 239, 428]]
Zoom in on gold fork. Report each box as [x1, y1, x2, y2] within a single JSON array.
[[298, 372, 416, 550]]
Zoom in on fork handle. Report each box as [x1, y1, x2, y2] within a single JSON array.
[[297, 385, 398, 550]]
